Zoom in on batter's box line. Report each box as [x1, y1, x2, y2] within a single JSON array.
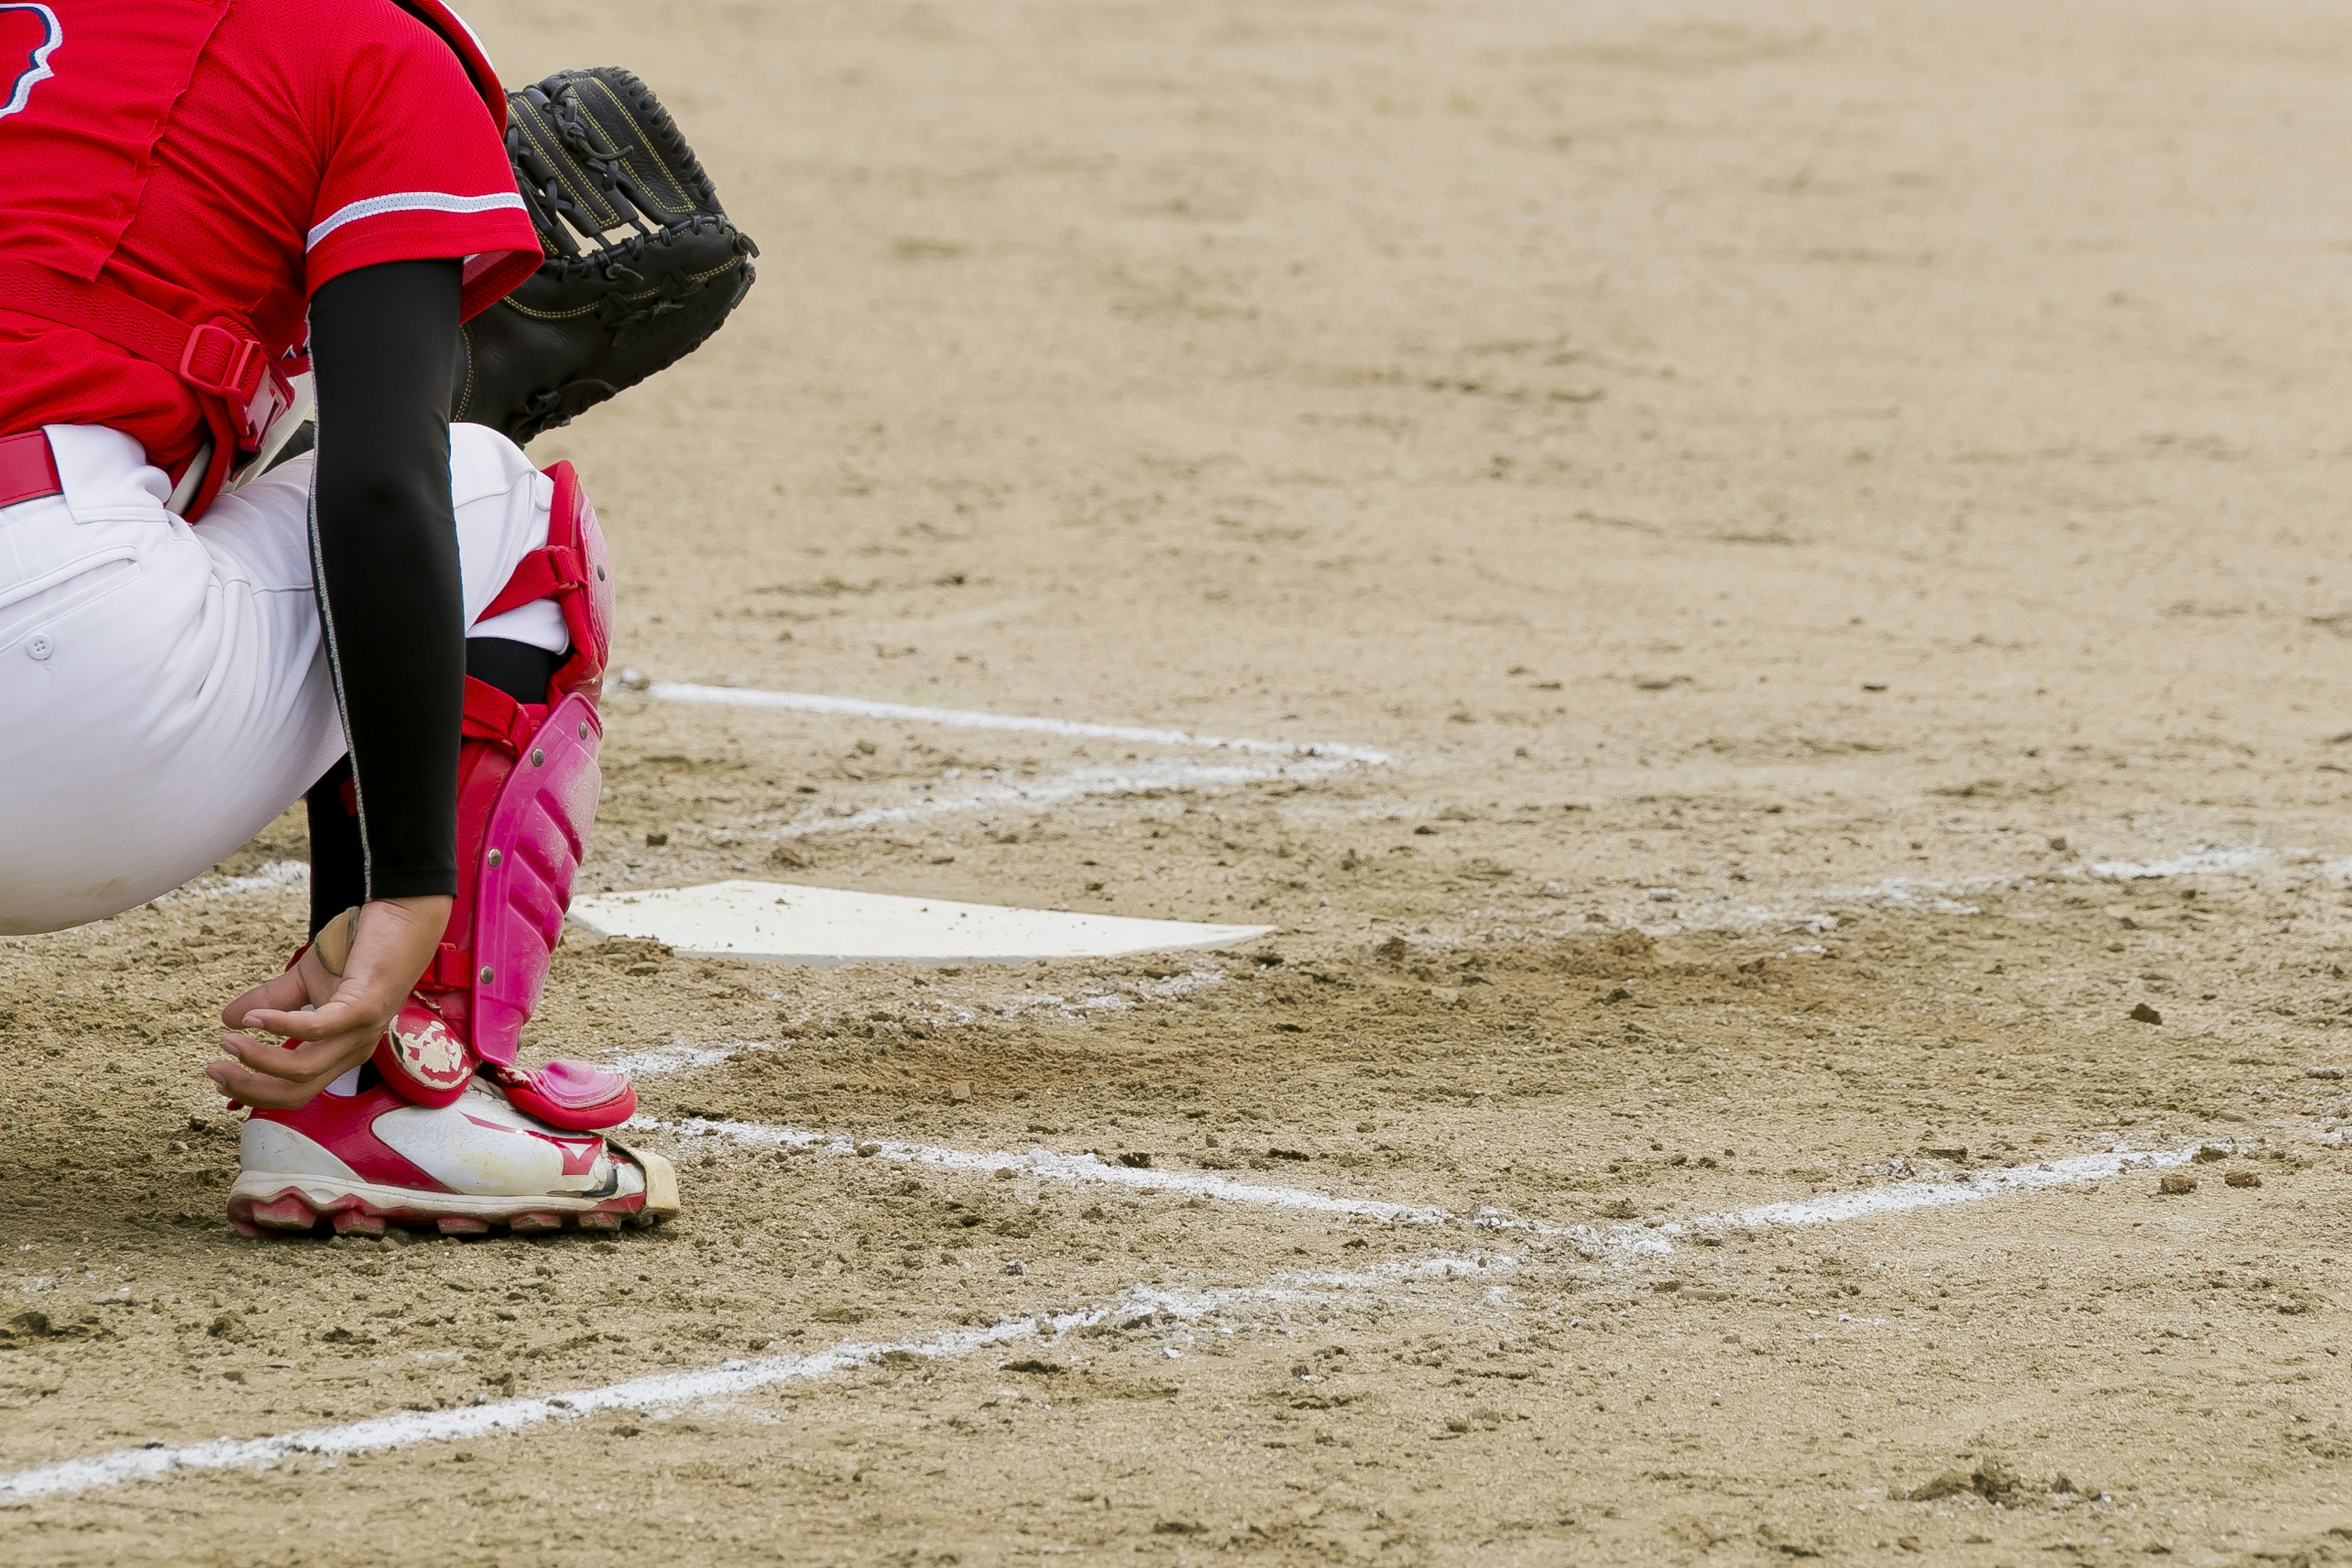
[[1626, 846, 2305, 941], [0, 1254, 1513, 1502], [633, 1115, 1457, 1226], [744, 753, 1363, 844], [600, 977, 1229, 1077], [643, 681, 1394, 767], [634, 1117, 2199, 1261]]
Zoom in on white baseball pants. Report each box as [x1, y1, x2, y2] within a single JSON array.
[[0, 423, 567, 936]]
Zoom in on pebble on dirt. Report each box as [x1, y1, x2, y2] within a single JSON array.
[[2158, 1172, 2198, 1195], [2225, 1170, 2261, 1188], [2129, 1002, 2163, 1024]]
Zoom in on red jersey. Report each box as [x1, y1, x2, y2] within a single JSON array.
[[0, 0, 540, 476]]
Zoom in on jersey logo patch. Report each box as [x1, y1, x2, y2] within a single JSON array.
[[0, 3, 60, 121], [0, 2, 59, 121]]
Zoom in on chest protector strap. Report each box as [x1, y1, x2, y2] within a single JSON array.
[[0, 261, 292, 519]]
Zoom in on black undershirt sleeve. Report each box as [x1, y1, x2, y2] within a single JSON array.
[[306, 258, 465, 903]]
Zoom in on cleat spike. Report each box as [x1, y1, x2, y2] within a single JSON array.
[[331, 1208, 386, 1237], [508, 1212, 563, 1234], [252, 1194, 318, 1231], [576, 1211, 622, 1232], [437, 1215, 491, 1237]]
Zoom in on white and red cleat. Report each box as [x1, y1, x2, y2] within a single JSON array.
[[227, 1067, 678, 1239]]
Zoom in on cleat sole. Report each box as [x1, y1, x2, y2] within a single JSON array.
[[225, 1136, 679, 1241]]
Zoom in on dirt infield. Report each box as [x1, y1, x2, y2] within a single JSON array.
[[9, 0, 2352, 1561]]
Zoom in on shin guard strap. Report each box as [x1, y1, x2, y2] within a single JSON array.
[[461, 677, 546, 756]]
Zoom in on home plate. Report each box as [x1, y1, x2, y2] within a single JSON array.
[[567, 880, 1275, 964]]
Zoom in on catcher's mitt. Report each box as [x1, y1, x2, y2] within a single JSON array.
[[453, 66, 758, 444]]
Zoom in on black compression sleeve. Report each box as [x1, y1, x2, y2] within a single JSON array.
[[307, 258, 464, 902]]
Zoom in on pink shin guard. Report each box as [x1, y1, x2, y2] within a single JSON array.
[[379, 461, 634, 1131], [466, 688, 601, 1070]]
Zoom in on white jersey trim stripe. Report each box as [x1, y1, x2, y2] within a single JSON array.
[[306, 192, 527, 251]]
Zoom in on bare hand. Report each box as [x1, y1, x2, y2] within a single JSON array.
[[206, 895, 454, 1110]]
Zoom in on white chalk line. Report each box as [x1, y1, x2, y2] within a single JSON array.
[[2089, 846, 2276, 881], [647, 682, 1393, 766], [0, 1136, 2251, 1499], [627, 690, 2301, 894], [639, 1115, 2196, 1261], [748, 754, 1359, 843], [603, 972, 1227, 1078], [605, 1041, 750, 1076], [0, 1254, 1513, 1502], [1630, 1147, 2196, 1258], [640, 1116, 1457, 1227], [1652, 843, 2296, 938]]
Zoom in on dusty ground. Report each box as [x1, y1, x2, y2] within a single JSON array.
[[10, 0, 2352, 1561]]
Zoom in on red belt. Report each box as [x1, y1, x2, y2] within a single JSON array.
[[0, 430, 62, 510]]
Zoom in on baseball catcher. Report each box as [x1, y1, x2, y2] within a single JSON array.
[[0, 1, 752, 1237]]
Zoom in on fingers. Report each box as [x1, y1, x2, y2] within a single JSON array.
[[216, 1030, 370, 1085], [205, 1056, 343, 1111], [219, 967, 309, 1031], [236, 998, 366, 1043], [206, 895, 450, 1111], [215, 1016, 379, 1086]]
